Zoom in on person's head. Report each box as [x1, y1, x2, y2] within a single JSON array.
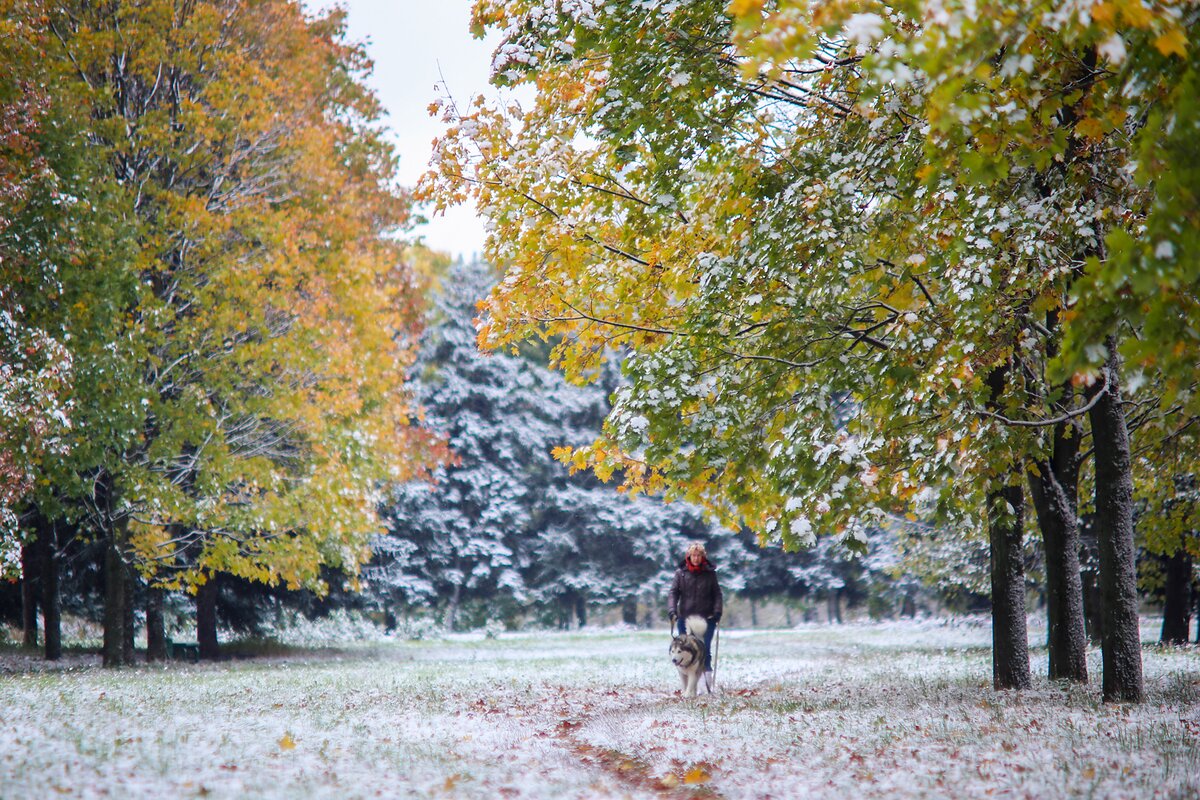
[[685, 541, 707, 566]]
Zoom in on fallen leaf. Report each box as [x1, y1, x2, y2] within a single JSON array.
[[278, 733, 296, 751], [684, 765, 711, 784]]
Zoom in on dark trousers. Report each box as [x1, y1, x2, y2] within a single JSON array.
[[675, 617, 716, 670]]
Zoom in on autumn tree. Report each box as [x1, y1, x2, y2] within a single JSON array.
[[10, 0, 445, 664], [424, 0, 1196, 700]]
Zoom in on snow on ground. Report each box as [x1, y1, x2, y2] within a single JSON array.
[[1, 618, 1197, 799]]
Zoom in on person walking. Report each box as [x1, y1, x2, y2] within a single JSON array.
[[667, 541, 723, 686]]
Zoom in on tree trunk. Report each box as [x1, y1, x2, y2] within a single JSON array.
[[986, 364, 1031, 691], [901, 589, 917, 618], [146, 587, 166, 661], [621, 597, 638, 626], [445, 581, 461, 632], [1026, 452, 1088, 682], [102, 530, 127, 667], [122, 567, 136, 663], [750, 598, 758, 627], [828, 589, 842, 624], [1160, 548, 1192, 645], [39, 519, 61, 661], [988, 478, 1032, 690], [196, 577, 220, 661], [574, 594, 587, 628], [1087, 344, 1145, 703], [21, 541, 38, 648]]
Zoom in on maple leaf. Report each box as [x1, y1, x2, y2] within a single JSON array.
[[1154, 29, 1187, 59]]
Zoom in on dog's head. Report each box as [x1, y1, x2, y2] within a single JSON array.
[[669, 634, 701, 668]]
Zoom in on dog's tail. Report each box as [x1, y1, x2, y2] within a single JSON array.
[[684, 615, 707, 638]]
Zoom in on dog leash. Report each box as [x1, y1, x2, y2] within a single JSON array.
[[712, 623, 720, 690]]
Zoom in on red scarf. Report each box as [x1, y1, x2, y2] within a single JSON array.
[[686, 558, 707, 573]]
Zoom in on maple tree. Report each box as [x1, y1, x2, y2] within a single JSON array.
[[5, 0, 446, 663], [423, 0, 1198, 701], [0, 0, 74, 573]]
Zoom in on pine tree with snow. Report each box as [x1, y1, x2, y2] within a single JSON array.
[[370, 261, 741, 629]]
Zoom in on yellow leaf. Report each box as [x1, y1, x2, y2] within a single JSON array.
[[727, 0, 764, 16], [278, 733, 296, 751], [1118, 0, 1154, 28], [1075, 117, 1106, 140], [683, 766, 711, 784], [1090, 2, 1116, 25], [916, 164, 935, 181], [1154, 28, 1187, 58]]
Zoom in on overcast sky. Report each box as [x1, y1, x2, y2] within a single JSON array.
[[304, 0, 500, 260]]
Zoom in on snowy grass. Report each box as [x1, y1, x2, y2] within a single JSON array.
[[1, 618, 1197, 799]]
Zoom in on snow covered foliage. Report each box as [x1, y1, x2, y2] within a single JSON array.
[[368, 261, 740, 628], [0, 291, 71, 571]]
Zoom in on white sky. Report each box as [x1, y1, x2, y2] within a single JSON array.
[[303, 0, 500, 261]]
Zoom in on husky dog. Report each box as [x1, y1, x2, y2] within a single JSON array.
[[669, 615, 709, 697]]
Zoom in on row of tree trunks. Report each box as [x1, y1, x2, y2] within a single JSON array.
[[21, 512, 216, 666], [990, 347, 1147, 703]]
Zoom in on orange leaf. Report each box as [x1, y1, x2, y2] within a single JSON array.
[[1154, 28, 1187, 58], [278, 733, 296, 751], [1090, 2, 1116, 25], [683, 766, 711, 784]]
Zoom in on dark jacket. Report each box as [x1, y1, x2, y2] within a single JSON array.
[[667, 559, 723, 622]]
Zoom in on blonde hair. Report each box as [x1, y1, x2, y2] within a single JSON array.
[[685, 541, 707, 558]]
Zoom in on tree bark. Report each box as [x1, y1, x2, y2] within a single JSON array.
[[146, 587, 167, 662], [1160, 548, 1192, 645], [1087, 345, 1145, 703], [621, 597, 638, 626], [21, 541, 38, 648], [986, 364, 1032, 690], [39, 519, 61, 661], [574, 594, 587, 628], [196, 577, 220, 660], [122, 567, 136, 664], [1026, 449, 1088, 682], [445, 580, 461, 632], [102, 529, 127, 667], [989, 478, 1032, 690], [828, 589, 843, 624]]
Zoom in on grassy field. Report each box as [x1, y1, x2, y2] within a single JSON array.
[[1, 618, 1197, 799]]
